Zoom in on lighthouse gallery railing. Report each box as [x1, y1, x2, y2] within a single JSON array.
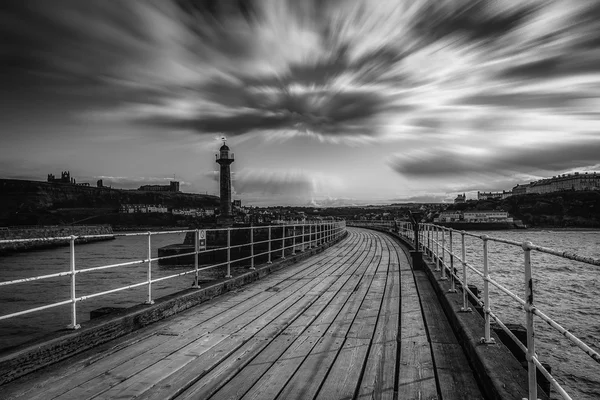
[[347, 220, 599, 400], [0, 221, 346, 329]]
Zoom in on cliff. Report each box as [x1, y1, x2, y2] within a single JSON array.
[[445, 191, 600, 228], [0, 179, 219, 226]]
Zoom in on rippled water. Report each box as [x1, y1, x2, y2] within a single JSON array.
[[433, 229, 600, 400], [0, 232, 193, 349], [1, 229, 599, 399]]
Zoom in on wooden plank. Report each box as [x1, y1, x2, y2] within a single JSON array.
[[435, 369, 484, 400], [357, 341, 397, 400], [206, 335, 310, 400], [402, 294, 422, 313], [397, 339, 438, 400], [136, 334, 250, 400], [401, 310, 428, 341], [239, 335, 318, 400], [58, 333, 228, 400], [414, 273, 458, 345], [175, 337, 270, 400], [430, 343, 483, 400], [275, 335, 345, 400], [22, 334, 171, 400], [315, 338, 371, 400], [346, 316, 379, 339]]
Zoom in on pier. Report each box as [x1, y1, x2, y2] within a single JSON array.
[[0, 223, 598, 399]]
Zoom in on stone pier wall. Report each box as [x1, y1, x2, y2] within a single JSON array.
[[0, 225, 115, 254]]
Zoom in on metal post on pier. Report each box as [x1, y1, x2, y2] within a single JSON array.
[[409, 212, 424, 270], [192, 229, 200, 288], [292, 224, 296, 255], [67, 235, 80, 330], [281, 226, 286, 259], [249, 227, 255, 270], [267, 226, 272, 264], [225, 228, 232, 278], [145, 232, 154, 305], [435, 227, 440, 271], [441, 229, 448, 280], [481, 235, 495, 344], [301, 224, 305, 252], [448, 230, 456, 291], [523, 241, 537, 400], [426, 225, 429, 256], [460, 232, 472, 312]]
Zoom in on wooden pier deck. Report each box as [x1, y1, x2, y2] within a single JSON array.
[[2, 228, 484, 400]]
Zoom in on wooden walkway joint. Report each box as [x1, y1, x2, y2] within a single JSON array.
[[1, 228, 484, 400]]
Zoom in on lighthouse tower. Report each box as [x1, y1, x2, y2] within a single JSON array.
[[216, 140, 234, 225]]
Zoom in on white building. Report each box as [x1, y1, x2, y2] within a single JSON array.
[[463, 211, 512, 222], [434, 211, 463, 223]]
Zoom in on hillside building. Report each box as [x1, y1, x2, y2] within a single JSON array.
[[138, 181, 180, 192], [478, 190, 512, 200]]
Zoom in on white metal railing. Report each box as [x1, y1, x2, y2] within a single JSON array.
[[391, 221, 600, 400], [0, 221, 346, 331]]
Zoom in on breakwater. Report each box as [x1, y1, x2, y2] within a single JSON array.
[[0, 225, 114, 254]]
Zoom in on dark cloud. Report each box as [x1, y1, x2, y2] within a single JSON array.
[[144, 82, 402, 137], [391, 140, 600, 178], [411, 0, 537, 43], [1, 0, 600, 150]]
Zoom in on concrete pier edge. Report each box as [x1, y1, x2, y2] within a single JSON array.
[[0, 231, 348, 385], [371, 226, 549, 400]]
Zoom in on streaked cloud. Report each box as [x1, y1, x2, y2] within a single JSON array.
[[2, 0, 600, 203], [232, 168, 343, 198]]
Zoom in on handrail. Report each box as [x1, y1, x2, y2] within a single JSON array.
[[375, 219, 599, 400], [0, 221, 347, 328]]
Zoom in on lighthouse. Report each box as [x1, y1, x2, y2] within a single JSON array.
[[216, 140, 234, 225]]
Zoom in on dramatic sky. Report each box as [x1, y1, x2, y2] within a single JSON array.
[[1, 0, 600, 206]]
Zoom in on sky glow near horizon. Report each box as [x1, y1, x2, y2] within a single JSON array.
[[1, 0, 600, 206]]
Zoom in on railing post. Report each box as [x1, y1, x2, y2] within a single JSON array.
[[225, 228, 232, 278], [267, 226, 272, 264], [292, 224, 296, 255], [523, 241, 537, 400], [435, 227, 440, 271], [441, 229, 448, 280], [480, 235, 495, 344], [249, 226, 255, 270], [67, 235, 80, 329], [281, 225, 286, 259], [460, 232, 472, 312], [301, 224, 305, 252], [448, 230, 456, 292], [145, 232, 154, 305], [192, 229, 200, 288]]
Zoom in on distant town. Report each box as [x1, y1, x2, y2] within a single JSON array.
[[468, 171, 600, 202], [2, 166, 598, 229]]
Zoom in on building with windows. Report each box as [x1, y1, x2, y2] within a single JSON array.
[[463, 210, 512, 222], [434, 211, 463, 223], [454, 193, 466, 204], [138, 181, 180, 192], [478, 191, 512, 200]]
